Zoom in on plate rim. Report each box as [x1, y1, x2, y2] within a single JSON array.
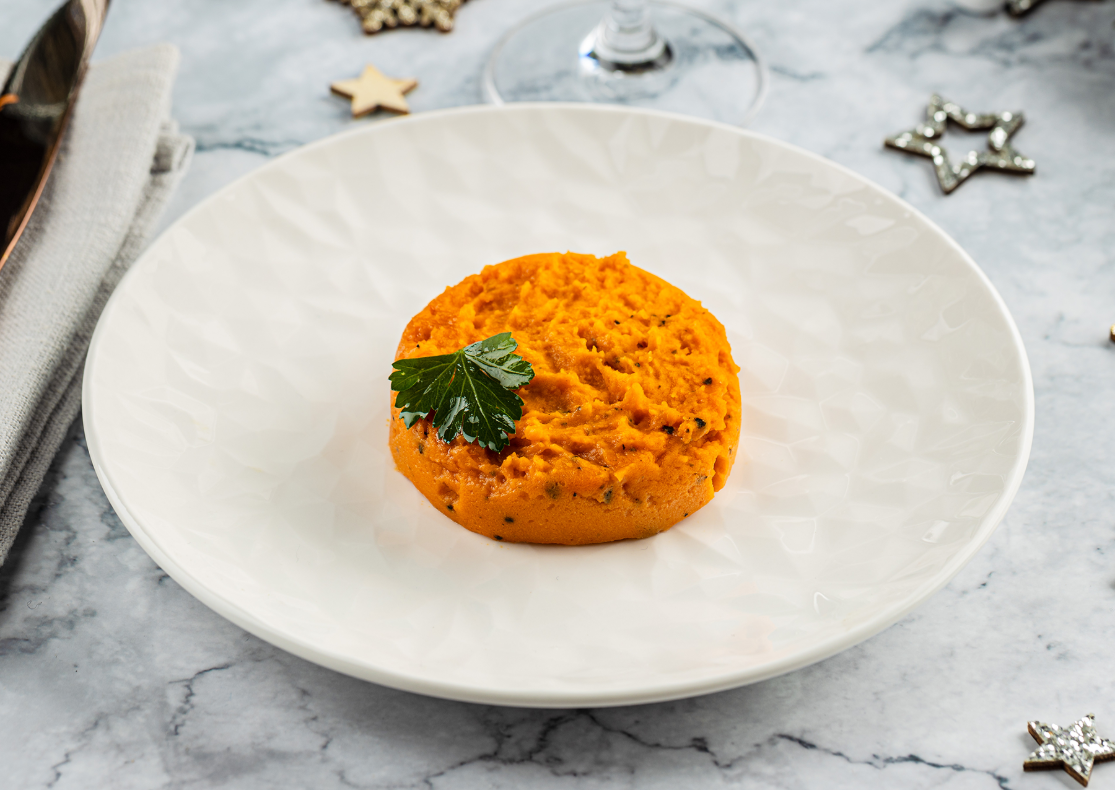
[[83, 102, 1035, 708]]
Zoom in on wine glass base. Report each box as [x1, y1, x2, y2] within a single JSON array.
[[483, 0, 767, 127]]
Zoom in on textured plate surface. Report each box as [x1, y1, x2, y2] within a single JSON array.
[[83, 104, 1033, 707]]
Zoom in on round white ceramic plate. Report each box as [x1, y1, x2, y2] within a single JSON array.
[[84, 104, 1033, 708]]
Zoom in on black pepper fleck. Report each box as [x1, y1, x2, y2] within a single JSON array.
[[614, 320, 620, 325], [662, 426, 674, 435], [504, 516, 514, 523], [447, 504, 454, 511], [495, 535, 503, 541], [694, 417, 706, 429], [704, 378, 713, 385]]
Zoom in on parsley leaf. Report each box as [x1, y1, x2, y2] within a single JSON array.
[[389, 332, 535, 452]]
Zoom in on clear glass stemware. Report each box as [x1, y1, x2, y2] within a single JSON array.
[[483, 0, 767, 127]]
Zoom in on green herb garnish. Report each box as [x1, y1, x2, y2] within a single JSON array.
[[389, 332, 535, 452]]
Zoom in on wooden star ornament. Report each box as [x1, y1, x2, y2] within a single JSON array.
[[330, 65, 418, 117], [1024, 714, 1115, 786], [885, 94, 1035, 194]]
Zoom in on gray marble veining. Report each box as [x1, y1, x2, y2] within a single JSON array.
[[1, 0, 1114, 787]]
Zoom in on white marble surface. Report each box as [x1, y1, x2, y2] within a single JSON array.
[[1, 0, 1113, 787]]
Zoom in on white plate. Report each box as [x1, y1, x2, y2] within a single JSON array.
[[84, 104, 1033, 707]]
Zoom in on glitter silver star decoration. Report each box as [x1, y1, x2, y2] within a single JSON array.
[[885, 94, 1036, 194], [1024, 714, 1115, 786], [1007, 0, 1048, 15], [331, 0, 466, 34]]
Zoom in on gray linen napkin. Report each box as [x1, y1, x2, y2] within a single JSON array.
[[0, 44, 194, 566]]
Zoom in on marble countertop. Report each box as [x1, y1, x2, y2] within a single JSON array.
[[2, 0, 1114, 787]]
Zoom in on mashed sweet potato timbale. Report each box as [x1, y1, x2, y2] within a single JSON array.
[[389, 251, 741, 545]]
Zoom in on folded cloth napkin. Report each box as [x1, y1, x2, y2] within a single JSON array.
[[0, 44, 194, 566]]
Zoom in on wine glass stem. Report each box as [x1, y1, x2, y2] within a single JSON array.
[[585, 0, 671, 71], [603, 0, 657, 55]]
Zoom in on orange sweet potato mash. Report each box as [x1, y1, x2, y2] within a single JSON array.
[[389, 251, 741, 544]]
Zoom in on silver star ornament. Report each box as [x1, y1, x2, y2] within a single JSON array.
[[885, 94, 1036, 194], [1024, 714, 1115, 786], [1007, 0, 1048, 15]]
